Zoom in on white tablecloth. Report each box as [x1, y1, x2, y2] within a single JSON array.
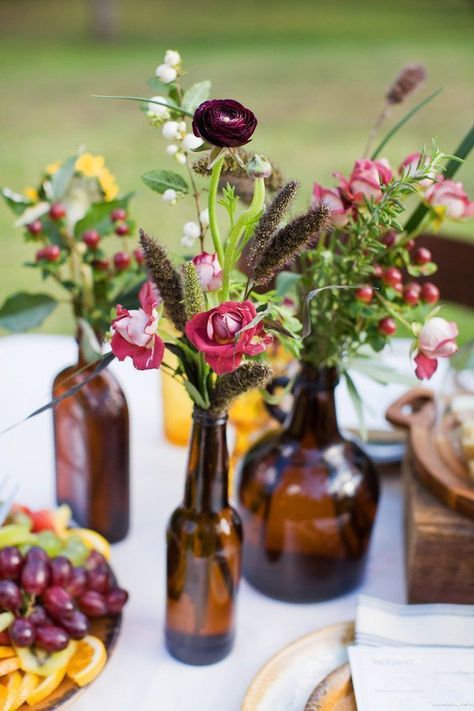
[[0, 335, 408, 711]]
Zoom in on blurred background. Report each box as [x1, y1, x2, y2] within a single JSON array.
[[1, 0, 473, 336]]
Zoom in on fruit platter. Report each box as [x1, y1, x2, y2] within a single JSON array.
[[0, 503, 128, 709]]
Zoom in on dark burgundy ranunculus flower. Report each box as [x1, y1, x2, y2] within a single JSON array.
[[192, 99, 257, 148]]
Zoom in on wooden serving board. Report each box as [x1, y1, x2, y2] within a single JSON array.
[[32, 614, 121, 710], [386, 388, 474, 519]]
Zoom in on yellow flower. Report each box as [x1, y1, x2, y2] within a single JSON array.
[[46, 161, 61, 175], [75, 153, 105, 178], [99, 167, 119, 201], [23, 186, 39, 202]]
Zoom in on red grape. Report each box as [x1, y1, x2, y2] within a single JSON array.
[[59, 610, 89, 640], [35, 625, 70, 653], [78, 591, 107, 618], [0, 547, 23, 580], [87, 567, 110, 594], [21, 559, 50, 596], [44, 586, 75, 618], [50, 557, 73, 587], [106, 588, 128, 615], [9, 618, 36, 647], [28, 606, 52, 628], [26, 547, 49, 564], [85, 551, 107, 572], [65, 567, 87, 598], [0, 580, 21, 611]]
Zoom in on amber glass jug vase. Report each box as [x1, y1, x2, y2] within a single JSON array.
[[166, 408, 242, 665], [53, 344, 130, 543], [237, 365, 379, 602]]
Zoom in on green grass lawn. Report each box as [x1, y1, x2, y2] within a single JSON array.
[[0, 0, 473, 338]]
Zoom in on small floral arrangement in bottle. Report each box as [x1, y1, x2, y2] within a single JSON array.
[[103, 50, 327, 663]]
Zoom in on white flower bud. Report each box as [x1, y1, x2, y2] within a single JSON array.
[[199, 209, 210, 227], [162, 121, 180, 140], [162, 189, 177, 203], [166, 144, 179, 156], [178, 121, 187, 133], [183, 221, 201, 239], [155, 64, 177, 84], [164, 50, 181, 68], [147, 95, 170, 119], [182, 133, 204, 152], [175, 152, 187, 165], [181, 234, 197, 248]]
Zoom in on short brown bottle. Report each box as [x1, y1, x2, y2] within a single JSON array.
[[53, 344, 130, 543], [165, 408, 242, 665], [238, 366, 379, 602]]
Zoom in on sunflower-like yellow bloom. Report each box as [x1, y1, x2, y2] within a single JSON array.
[[99, 167, 119, 201], [46, 161, 61, 175], [75, 153, 105, 178], [23, 187, 39, 202]]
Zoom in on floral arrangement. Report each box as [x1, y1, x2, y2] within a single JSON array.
[[0, 152, 145, 349], [105, 50, 326, 413], [290, 64, 474, 406]]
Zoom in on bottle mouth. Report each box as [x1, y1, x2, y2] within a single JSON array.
[[192, 406, 228, 426]]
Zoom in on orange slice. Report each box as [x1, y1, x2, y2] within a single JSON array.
[[26, 668, 65, 706], [2, 669, 22, 711], [66, 635, 107, 687], [10, 672, 40, 710], [0, 658, 20, 676], [0, 647, 15, 659]]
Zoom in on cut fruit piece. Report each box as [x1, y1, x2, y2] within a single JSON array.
[[15, 641, 77, 677], [0, 613, 14, 633], [2, 669, 22, 711], [0, 684, 7, 706], [52, 504, 72, 536], [66, 635, 107, 687], [68, 529, 111, 560], [0, 646, 15, 659], [0, 525, 37, 549], [12, 672, 40, 710], [26, 668, 65, 706], [0, 657, 20, 676]]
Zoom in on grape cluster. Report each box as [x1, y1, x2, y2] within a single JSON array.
[[0, 546, 128, 653]]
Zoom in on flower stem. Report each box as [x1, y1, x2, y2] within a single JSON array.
[[208, 156, 225, 267], [375, 292, 414, 332]]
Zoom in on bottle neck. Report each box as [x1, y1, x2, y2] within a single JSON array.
[[286, 365, 341, 446], [184, 407, 229, 512]]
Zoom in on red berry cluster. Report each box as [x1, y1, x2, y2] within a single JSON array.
[[0, 546, 127, 653]]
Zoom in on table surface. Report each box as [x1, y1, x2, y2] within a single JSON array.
[[0, 334, 422, 711]]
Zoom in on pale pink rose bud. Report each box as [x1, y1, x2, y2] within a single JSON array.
[[414, 316, 459, 380], [312, 183, 349, 228], [192, 252, 223, 292], [209, 311, 242, 343], [425, 177, 474, 220]]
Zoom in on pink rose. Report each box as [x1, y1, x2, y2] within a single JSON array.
[[312, 184, 350, 228], [138, 280, 162, 311], [399, 152, 434, 188], [424, 177, 474, 219], [192, 252, 223, 292], [336, 158, 393, 205], [185, 301, 272, 375], [414, 317, 458, 380], [111, 296, 164, 371]]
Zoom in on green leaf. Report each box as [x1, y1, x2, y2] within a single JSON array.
[[73, 193, 133, 238], [146, 77, 172, 93], [141, 170, 188, 195], [77, 319, 102, 361], [1, 188, 32, 215], [349, 359, 416, 386], [406, 261, 437, 277], [276, 271, 302, 297], [0, 293, 57, 332], [344, 370, 367, 441], [50, 154, 77, 201], [182, 380, 209, 409], [182, 81, 211, 113]]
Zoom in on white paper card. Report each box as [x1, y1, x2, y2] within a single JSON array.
[[348, 646, 474, 711]]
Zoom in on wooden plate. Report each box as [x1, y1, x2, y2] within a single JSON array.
[[242, 621, 354, 711], [29, 613, 121, 710], [304, 663, 355, 711], [386, 388, 474, 519]]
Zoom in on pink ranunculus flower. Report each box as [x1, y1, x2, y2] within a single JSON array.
[[414, 317, 459, 380], [399, 152, 434, 188], [185, 301, 272, 375], [336, 158, 393, 206], [424, 177, 474, 220], [111, 295, 164, 371], [192, 252, 223, 292], [312, 184, 350, 228]]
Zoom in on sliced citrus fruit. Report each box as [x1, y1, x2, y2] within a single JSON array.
[[16, 641, 77, 677], [0, 658, 20, 676], [52, 504, 72, 536], [11, 672, 40, 710], [2, 669, 22, 711], [0, 684, 7, 705], [0, 646, 15, 659], [26, 668, 65, 706], [66, 635, 107, 687], [68, 529, 111, 560], [0, 613, 14, 633]]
